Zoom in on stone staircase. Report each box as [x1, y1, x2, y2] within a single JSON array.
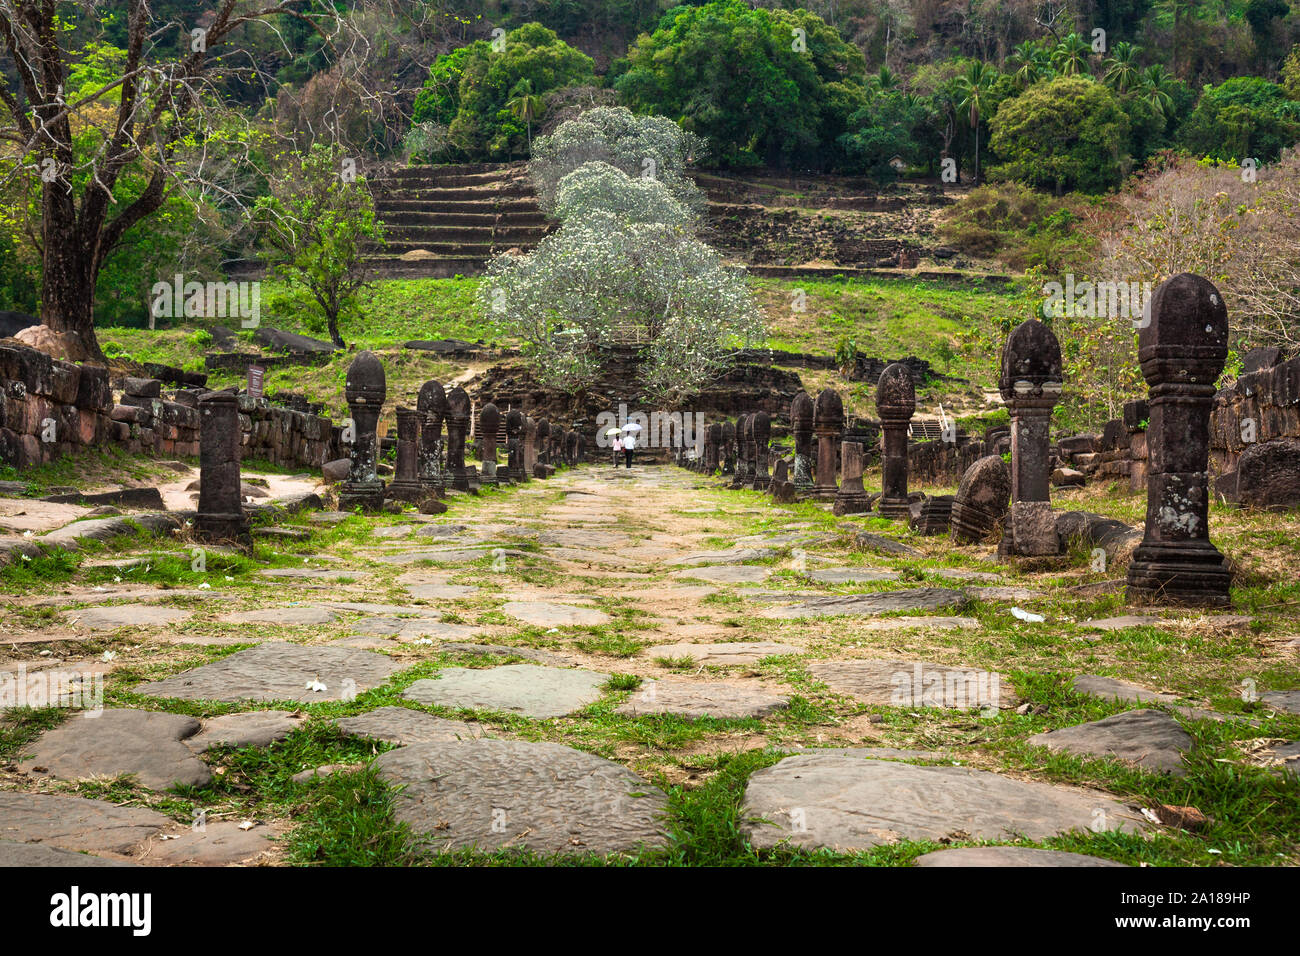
[[367, 162, 552, 278]]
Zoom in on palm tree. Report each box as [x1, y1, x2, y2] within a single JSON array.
[[954, 61, 997, 186], [1103, 41, 1143, 94], [1052, 32, 1092, 76], [506, 79, 545, 155], [1139, 64, 1177, 119], [1009, 40, 1050, 90]]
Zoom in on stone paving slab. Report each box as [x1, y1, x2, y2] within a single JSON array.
[[20, 709, 212, 790], [0, 840, 138, 867], [334, 705, 488, 745], [143, 822, 281, 866], [1070, 675, 1244, 724], [186, 710, 305, 753], [1071, 675, 1181, 705], [258, 567, 359, 580], [806, 568, 900, 584], [218, 606, 338, 626], [538, 529, 633, 549], [913, 846, 1128, 867], [969, 587, 1045, 602], [1261, 690, 1300, 714], [374, 739, 669, 855], [668, 548, 777, 566], [0, 791, 169, 854], [413, 524, 470, 539], [329, 635, 393, 650], [741, 756, 1147, 851], [644, 641, 801, 664], [404, 664, 610, 718], [438, 643, 568, 664], [355, 618, 479, 641], [66, 604, 193, 631], [1028, 709, 1193, 775], [500, 601, 611, 628], [404, 582, 480, 600], [809, 660, 1011, 709], [761, 588, 970, 619], [137, 641, 402, 703], [615, 680, 788, 719], [668, 565, 771, 583], [850, 616, 981, 632]]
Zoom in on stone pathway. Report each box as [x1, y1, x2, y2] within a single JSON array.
[[3, 463, 1293, 867]]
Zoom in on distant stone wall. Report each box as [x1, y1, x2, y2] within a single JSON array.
[[0, 344, 113, 468], [908, 436, 988, 485], [1088, 400, 1149, 492], [1210, 355, 1300, 474], [235, 394, 340, 469], [0, 342, 338, 472]]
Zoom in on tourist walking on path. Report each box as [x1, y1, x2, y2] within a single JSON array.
[[612, 434, 623, 467], [623, 430, 636, 468]]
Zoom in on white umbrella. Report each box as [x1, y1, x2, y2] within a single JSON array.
[[621, 422, 642, 433], [604, 427, 622, 436]]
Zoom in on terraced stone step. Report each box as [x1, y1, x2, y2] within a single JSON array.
[[378, 224, 549, 243], [372, 184, 536, 202], [375, 209, 548, 227], [365, 241, 509, 257]]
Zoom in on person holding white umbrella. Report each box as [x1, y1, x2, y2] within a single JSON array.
[[605, 426, 623, 468], [621, 422, 641, 469]]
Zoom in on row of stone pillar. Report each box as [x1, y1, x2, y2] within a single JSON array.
[[194, 350, 589, 542], [688, 273, 1232, 606]]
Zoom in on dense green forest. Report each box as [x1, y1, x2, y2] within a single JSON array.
[[3, 0, 1300, 340]]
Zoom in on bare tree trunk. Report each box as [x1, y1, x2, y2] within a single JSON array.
[[39, 198, 104, 361]]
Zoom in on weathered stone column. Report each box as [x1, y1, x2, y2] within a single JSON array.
[[417, 380, 447, 496], [750, 411, 771, 490], [536, 419, 551, 466], [720, 421, 736, 475], [833, 441, 870, 515], [388, 406, 424, 502], [195, 391, 249, 543], [478, 403, 501, 484], [791, 390, 815, 492], [812, 389, 843, 501], [523, 416, 537, 479], [706, 423, 722, 472], [339, 351, 387, 512], [999, 319, 1064, 557], [875, 363, 915, 519], [1127, 273, 1232, 606], [730, 415, 751, 488], [504, 408, 524, 481], [445, 386, 471, 491]]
